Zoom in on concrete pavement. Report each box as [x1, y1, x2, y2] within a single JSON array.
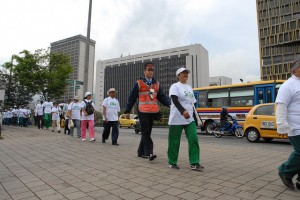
[[0, 125, 299, 200]]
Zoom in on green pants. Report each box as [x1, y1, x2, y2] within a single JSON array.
[[278, 135, 300, 179], [44, 113, 51, 129], [168, 121, 200, 165]]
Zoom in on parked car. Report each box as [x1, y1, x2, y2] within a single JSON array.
[[244, 103, 288, 143], [118, 114, 137, 128]]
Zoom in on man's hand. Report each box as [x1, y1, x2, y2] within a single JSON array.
[[182, 111, 190, 119]]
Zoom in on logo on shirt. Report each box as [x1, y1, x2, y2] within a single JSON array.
[[184, 91, 194, 98]]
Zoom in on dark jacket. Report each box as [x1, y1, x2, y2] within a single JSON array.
[[125, 77, 170, 113]]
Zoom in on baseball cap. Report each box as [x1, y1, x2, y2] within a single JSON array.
[[85, 92, 92, 97], [176, 67, 190, 76]]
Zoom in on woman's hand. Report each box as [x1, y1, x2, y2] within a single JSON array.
[[182, 111, 190, 119]]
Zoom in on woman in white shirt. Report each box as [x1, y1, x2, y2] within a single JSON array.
[[81, 92, 96, 142], [167, 67, 204, 171], [51, 102, 61, 133]]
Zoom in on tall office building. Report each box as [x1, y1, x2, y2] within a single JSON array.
[[256, 0, 300, 80], [94, 44, 209, 111], [50, 35, 96, 101]]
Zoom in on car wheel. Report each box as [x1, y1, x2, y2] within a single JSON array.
[[246, 128, 260, 143], [205, 122, 214, 135], [234, 127, 244, 138], [213, 127, 222, 138], [262, 138, 273, 142]]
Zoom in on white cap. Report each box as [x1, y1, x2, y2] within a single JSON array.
[[73, 96, 79, 100], [85, 92, 92, 97], [107, 88, 117, 95], [176, 67, 190, 76]]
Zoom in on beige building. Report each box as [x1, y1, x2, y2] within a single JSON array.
[[50, 35, 96, 101], [94, 44, 209, 112], [256, 0, 300, 80]]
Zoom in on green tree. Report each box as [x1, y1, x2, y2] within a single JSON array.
[[10, 49, 73, 99]]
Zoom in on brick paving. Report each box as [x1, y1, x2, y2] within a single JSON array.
[[0, 126, 299, 200]]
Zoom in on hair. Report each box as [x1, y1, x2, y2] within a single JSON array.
[[291, 58, 300, 73], [144, 61, 154, 69]]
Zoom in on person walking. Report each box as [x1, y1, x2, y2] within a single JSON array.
[[68, 96, 82, 138], [125, 61, 170, 161], [43, 97, 53, 130], [51, 102, 61, 133], [36, 100, 44, 129], [167, 67, 204, 171], [63, 99, 71, 135], [276, 58, 300, 190], [81, 92, 96, 142], [102, 88, 121, 145]]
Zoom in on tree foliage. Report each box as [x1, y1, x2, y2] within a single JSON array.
[[10, 49, 73, 100], [1, 49, 73, 107]]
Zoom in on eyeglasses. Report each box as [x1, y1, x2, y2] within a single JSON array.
[[146, 68, 154, 71]]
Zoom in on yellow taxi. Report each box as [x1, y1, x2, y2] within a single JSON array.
[[244, 103, 288, 143], [118, 114, 137, 128]]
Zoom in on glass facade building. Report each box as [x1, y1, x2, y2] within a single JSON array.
[[50, 35, 96, 101], [257, 0, 300, 80]]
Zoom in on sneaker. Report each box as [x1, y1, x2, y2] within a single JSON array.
[[82, 138, 86, 142], [102, 139, 106, 143], [90, 138, 96, 142], [190, 164, 204, 171], [168, 164, 180, 169], [112, 143, 119, 146]]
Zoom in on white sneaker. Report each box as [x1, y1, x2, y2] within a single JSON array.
[[82, 138, 86, 142], [90, 138, 96, 142]]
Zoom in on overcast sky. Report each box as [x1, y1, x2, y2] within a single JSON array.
[[0, 0, 260, 84]]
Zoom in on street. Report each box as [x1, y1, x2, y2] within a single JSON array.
[[0, 125, 299, 200]]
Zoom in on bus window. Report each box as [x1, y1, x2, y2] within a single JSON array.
[[197, 91, 207, 108], [258, 90, 264, 104], [266, 88, 272, 103], [230, 87, 254, 107], [207, 89, 228, 108], [275, 84, 282, 99]]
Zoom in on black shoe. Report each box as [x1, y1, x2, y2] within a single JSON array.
[[296, 181, 300, 190], [149, 154, 157, 161], [112, 143, 119, 146], [102, 140, 105, 143], [168, 164, 179, 169], [58, 130, 61, 133], [278, 172, 295, 189]]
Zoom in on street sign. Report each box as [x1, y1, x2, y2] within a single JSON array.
[[69, 86, 80, 90], [65, 79, 74, 83], [76, 81, 84, 85]]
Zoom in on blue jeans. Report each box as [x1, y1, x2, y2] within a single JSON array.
[[70, 119, 81, 138], [102, 121, 119, 144]]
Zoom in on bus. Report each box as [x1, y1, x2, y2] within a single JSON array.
[[193, 80, 285, 134]]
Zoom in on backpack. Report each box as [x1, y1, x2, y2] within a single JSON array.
[[84, 100, 95, 115]]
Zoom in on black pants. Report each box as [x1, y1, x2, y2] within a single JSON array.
[[102, 121, 119, 143], [37, 115, 44, 129], [64, 119, 70, 134], [137, 112, 156, 156]]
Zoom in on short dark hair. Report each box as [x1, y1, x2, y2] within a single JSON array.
[[144, 61, 154, 68]]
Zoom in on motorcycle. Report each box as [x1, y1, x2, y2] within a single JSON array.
[[212, 116, 244, 138], [133, 117, 141, 134]]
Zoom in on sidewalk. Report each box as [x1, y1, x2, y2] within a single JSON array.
[[0, 126, 299, 200]]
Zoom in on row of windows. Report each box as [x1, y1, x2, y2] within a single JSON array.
[[262, 54, 295, 65], [261, 44, 300, 58], [261, 73, 291, 81], [259, 20, 299, 37], [260, 29, 300, 47]]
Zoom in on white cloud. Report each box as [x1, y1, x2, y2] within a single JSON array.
[[0, 0, 261, 83]]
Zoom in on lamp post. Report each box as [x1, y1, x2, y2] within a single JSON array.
[[83, 0, 92, 96]]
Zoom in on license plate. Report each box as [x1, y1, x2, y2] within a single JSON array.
[[261, 121, 275, 128]]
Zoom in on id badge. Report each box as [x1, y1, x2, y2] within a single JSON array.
[[150, 89, 155, 93]]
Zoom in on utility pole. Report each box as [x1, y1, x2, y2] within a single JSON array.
[[7, 56, 13, 106], [83, 0, 92, 96]]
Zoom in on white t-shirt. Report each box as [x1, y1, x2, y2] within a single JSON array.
[[43, 101, 53, 114], [102, 97, 120, 121], [168, 82, 196, 125], [80, 100, 95, 120], [51, 107, 61, 120], [36, 103, 44, 116], [68, 102, 82, 120], [275, 75, 300, 136]]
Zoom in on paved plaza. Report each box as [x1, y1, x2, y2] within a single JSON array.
[[0, 126, 300, 200]]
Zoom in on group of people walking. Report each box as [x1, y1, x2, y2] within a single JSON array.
[[2, 106, 32, 127]]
